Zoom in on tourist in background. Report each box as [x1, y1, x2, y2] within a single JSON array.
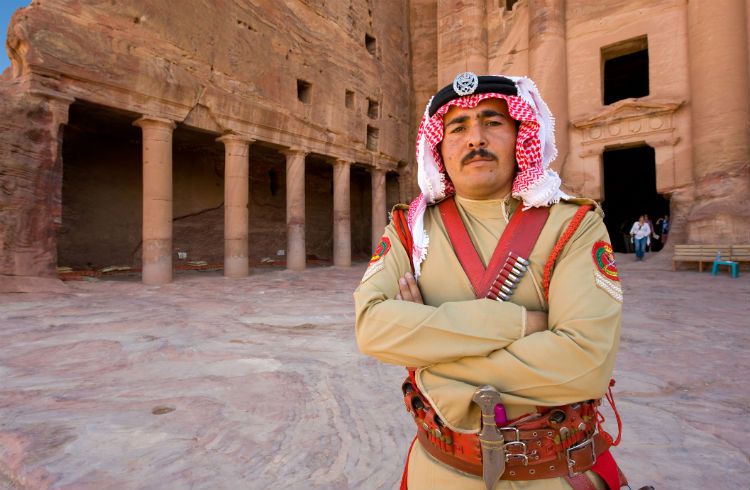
[[656, 215, 670, 245], [630, 215, 651, 260]]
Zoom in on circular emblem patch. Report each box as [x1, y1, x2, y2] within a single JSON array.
[[592, 241, 619, 281], [369, 237, 391, 265], [453, 71, 479, 96]]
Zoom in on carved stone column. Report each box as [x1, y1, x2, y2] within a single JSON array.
[[370, 167, 387, 252], [332, 159, 352, 267], [528, 0, 569, 175], [687, 0, 750, 242], [217, 134, 253, 278], [133, 116, 176, 285], [282, 148, 308, 270]]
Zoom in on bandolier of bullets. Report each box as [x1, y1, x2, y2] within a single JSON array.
[[487, 252, 529, 301]]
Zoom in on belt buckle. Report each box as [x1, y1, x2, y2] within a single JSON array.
[[500, 427, 528, 466], [566, 437, 595, 477]]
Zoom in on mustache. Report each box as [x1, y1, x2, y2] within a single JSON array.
[[461, 148, 497, 165]]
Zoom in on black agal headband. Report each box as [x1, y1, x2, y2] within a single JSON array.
[[428, 73, 518, 118]]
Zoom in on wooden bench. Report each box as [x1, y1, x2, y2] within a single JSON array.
[[673, 244, 731, 272], [673, 244, 703, 271], [730, 244, 750, 264]]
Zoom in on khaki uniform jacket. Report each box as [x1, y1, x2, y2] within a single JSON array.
[[354, 195, 622, 489]]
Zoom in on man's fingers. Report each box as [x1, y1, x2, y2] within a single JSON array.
[[398, 277, 414, 301], [404, 273, 424, 304], [395, 274, 423, 304]]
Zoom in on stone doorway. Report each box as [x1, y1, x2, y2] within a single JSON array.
[[171, 127, 225, 268], [601, 145, 670, 254], [350, 166, 373, 260], [59, 101, 143, 272], [304, 156, 334, 263], [246, 144, 287, 265], [386, 171, 400, 212]]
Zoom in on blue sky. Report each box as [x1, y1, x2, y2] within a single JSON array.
[[1, 1, 32, 73]]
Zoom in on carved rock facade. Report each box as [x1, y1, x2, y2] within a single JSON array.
[[1, 0, 748, 284]]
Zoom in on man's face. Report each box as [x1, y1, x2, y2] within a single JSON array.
[[440, 98, 518, 201]]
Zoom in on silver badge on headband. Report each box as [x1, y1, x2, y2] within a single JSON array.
[[453, 72, 479, 96]]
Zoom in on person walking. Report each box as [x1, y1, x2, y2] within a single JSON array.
[[630, 215, 651, 260]]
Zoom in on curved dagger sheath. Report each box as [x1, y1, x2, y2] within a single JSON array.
[[472, 385, 505, 490]]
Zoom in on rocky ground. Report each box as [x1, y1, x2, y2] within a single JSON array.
[[1, 252, 748, 490]]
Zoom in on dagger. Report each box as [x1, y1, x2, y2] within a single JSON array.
[[472, 385, 506, 490]]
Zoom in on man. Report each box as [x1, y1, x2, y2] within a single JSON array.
[[354, 73, 625, 490]]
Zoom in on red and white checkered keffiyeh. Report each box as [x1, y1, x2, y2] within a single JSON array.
[[407, 75, 570, 278]]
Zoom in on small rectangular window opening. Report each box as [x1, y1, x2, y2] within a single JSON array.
[[366, 125, 379, 151], [365, 34, 376, 55], [297, 79, 312, 103], [601, 36, 649, 105], [345, 90, 354, 109], [367, 98, 379, 119]]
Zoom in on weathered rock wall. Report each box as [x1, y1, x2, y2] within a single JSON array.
[[411, 0, 748, 246], [487, 2, 529, 77], [1, 0, 412, 278], [686, 0, 750, 244], [4, 0, 412, 162], [0, 81, 69, 278]]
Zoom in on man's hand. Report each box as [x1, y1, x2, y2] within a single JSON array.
[[525, 311, 548, 336], [395, 273, 424, 304]]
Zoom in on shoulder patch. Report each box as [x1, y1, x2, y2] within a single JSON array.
[[370, 237, 391, 265], [360, 258, 384, 284], [592, 240, 619, 282], [360, 237, 390, 284], [594, 270, 623, 303], [591, 241, 622, 302]]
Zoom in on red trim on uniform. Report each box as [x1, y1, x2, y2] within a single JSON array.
[[597, 379, 623, 447], [392, 209, 415, 272], [542, 205, 593, 301], [399, 435, 418, 490]]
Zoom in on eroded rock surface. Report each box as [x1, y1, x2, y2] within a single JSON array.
[[0, 257, 748, 489]]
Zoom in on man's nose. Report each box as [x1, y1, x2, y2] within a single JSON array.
[[466, 123, 487, 148]]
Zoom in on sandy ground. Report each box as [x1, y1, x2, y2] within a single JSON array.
[[0, 252, 748, 490]]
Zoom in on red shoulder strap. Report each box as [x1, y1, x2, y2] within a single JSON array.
[[438, 198, 486, 295], [439, 197, 549, 298]]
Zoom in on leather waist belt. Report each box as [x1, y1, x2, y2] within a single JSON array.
[[417, 428, 608, 480], [404, 378, 609, 481]]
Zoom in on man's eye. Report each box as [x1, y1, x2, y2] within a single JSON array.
[[449, 126, 465, 133]]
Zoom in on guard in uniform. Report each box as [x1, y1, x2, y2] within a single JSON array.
[[354, 73, 627, 490]]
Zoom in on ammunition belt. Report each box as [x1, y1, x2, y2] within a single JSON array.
[[403, 378, 609, 480]]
